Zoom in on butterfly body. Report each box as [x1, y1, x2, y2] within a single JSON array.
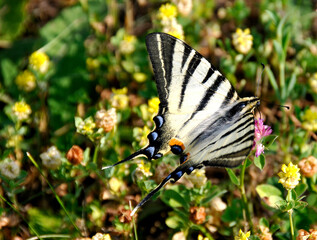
[[104, 32, 260, 215]]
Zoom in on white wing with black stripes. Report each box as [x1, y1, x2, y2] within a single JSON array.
[[103, 32, 260, 216]]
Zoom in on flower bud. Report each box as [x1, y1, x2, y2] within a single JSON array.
[[66, 145, 84, 165], [298, 156, 317, 178], [189, 206, 206, 224], [95, 108, 117, 132]]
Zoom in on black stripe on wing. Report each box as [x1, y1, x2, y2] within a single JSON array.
[[200, 112, 254, 152], [188, 100, 250, 146], [183, 74, 225, 126], [207, 129, 255, 155], [221, 84, 236, 106], [202, 68, 214, 84], [201, 146, 252, 168], [146, 33, 176, 107], [178, 52, 202, 109]]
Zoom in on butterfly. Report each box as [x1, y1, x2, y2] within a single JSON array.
[[104, 32, 260, 216]]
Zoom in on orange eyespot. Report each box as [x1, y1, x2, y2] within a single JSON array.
[[169, 138, 185, 150]]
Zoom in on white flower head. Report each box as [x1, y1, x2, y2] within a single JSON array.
[[0, 159, 20, 179], [40, 146, 62, 169]]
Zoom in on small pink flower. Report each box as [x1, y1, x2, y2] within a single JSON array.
[[253, 118, 272, 157], [255, 143, 265, 157], [254, 119, 272, 141]]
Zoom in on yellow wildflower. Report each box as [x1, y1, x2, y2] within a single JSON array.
[[133, 126, 151, 146], [92, 233, 111, 240], [12, 100, 32, 121], [148, 97, 160, 115], [309, 73, 317, 94], [112, 87, 128, 95], [158, 3, 184, 40], [186, 169, 207, 188], [235, 229, 251, 240], [119, 34, 137, 54], [167, 28, 184, 40], [86, 58, 100, 71], [135, 160, 152, 178], [232, 28, 253, 54], [111, 87, 129, 109], [197, 234, 209, 240], [158, 3, 177, 21], [29, 51, 50, 73], [278, 162, 301, 190], [163, 18, 184, 40], [133, 72, 147, 83], [302, 106, 317, 132], [77, 116, 96, 135], [6, 134, 23, 148], [15, 70, 36, 92], [109, 177, 122, 192]]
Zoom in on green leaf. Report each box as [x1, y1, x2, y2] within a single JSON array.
[[256, 184, 284, 208], [221, 199, 243, 223], [74, 116, 83, 129], [295, 183, 307, 198], [275, 199, 288, 211], [294, 200, 308, 210], [165, 215, 185, 229], [287, 72, 297, 98], [262, 135, 278, 148], [161, 189, 190, 211], [254, 155, 266, 170], [0, 0, 27, 41], [259, 217, 269, 228], [245, 158, 253, 168], [270, 224, 280, 234], [273, 39, 284, 62], [256, 184, 282, 197], [1, 58, 18, 87], [277, 15, 288, 41], [226, 168, 240, 186], [265, 67, 279, 98], [201, 188, 227, 205]]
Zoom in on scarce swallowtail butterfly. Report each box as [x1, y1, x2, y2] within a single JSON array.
[[104, 32, 260, 216]]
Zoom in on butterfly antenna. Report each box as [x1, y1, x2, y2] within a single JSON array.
[[259, 99, 290, 111]]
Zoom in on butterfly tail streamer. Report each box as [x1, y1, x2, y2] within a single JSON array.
[[130, 161, 192, 216], [102, 149, 147, 170]]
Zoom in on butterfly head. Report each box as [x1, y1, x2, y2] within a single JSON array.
[[238, 97, 260, 114]]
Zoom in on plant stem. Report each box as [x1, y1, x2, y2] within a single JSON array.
[[93, 144, 100, 164], [288, 209, 295, 240], [130, 201, 138, 240], [27, 152, 81, 235], [240, 159, 253, 232], [287, 190, 295, 240]]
